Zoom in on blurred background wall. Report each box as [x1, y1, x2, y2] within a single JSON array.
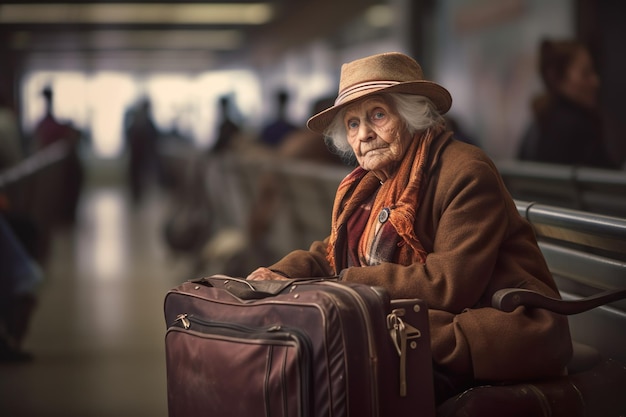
[[1, 0, 625, 161]]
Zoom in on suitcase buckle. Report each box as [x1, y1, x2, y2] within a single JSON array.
[[387, 309, 422, 397]]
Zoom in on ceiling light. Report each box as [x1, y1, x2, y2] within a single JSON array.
[[365, 5, 394, 28], [12, 30, 244, 51], [0, 3, 274, 25]]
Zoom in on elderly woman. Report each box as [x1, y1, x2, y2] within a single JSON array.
[[247, 52, 572, 403]]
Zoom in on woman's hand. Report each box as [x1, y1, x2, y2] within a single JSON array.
[[246, 267, 290, 281]]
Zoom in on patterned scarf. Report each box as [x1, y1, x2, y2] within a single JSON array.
[[327, 124, 445, 272]]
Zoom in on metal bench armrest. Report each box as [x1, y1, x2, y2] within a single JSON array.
[[492, 288, 626, 315]]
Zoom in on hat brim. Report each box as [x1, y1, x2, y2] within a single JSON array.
[[306, 80, 452, 134]]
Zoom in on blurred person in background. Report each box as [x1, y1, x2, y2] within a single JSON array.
[[0, 214, 42, 362], [258, 89, 297, 148], [125, 97, 160, 205], [32, 86, 84, 225], [33, 86, 81, 152], [0, 93, 23, 170], [247, 52, 572, 405], [518, 39, 619, 168], [211, 95, 241, 154], [277, 96, 348, 165]]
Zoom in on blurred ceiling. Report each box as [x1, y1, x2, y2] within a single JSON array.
[[0, 0, 382, 72]]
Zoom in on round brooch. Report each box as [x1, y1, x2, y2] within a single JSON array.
[[378, 207, 390, 224]]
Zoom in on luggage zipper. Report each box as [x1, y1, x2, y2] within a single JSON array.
[[173, 313, 309, 342], [173, 313, 312, 347], [175, 314, 190, 329]]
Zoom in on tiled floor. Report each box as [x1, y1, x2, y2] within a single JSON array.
[[0, 166, 196, 416]]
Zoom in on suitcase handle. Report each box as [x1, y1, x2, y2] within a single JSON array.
[[194, 275, 339, 300]]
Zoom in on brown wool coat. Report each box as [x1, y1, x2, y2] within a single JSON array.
[[267, 132, 573, 382]]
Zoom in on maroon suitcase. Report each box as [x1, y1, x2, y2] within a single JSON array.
[[164, 275, 435, 417]]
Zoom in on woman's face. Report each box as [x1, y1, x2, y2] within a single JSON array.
[[343, 95, 412, 180], [559, 49, 600, 109]]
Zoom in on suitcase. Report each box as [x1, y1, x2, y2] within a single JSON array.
[[164, 275, 435, 417]]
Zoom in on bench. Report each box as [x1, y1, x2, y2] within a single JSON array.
[[495, 159, 626, 217], [514, 200, 626, 364], [440, 201, 626, 416]]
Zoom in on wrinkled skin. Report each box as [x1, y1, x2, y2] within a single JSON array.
[[342, 95, 413, 182]]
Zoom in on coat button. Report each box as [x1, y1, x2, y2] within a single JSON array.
[[378, 208, 390, 223]]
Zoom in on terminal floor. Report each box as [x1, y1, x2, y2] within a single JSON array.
[[0, 166, 198, 416]]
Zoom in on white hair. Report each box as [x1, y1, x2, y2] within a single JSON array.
[[324, 93, 446, 158]]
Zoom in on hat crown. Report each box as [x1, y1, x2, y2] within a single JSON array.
[[306, 51, 451, 134], [339, 52, 424, 93]]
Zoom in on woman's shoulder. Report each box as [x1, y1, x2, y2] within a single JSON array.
[[427, 136, 503, 194], [434, 135, 493, 169], [425, 135, 511, 213]]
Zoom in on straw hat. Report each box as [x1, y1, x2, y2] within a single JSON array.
[[307, 52, 452, 134]]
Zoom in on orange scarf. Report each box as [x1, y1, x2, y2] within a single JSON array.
[[327, 124, 444, 272]]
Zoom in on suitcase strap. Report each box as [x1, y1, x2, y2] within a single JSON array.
[[193, 275, 339, 300], [387, 308, 423, 397]]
